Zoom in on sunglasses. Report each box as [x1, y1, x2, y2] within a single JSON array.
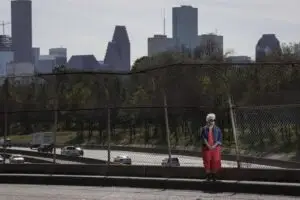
[[208, 120, 215, 122]]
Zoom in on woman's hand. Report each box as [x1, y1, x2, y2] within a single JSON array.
[[211, 143, 218, 149]]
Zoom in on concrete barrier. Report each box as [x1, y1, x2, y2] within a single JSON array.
[[0, 164, 300, 183], [0, 174, 300, 196], [0, 148, 106, 164]]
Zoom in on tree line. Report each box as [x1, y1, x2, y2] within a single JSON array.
[[0, 43, 299, 153]]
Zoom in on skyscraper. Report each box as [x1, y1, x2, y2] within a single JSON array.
[[256, 34, 281, 62], [11, 0, 32, 63], [172, 5, 198, 50], [104, 25, 131, 72]]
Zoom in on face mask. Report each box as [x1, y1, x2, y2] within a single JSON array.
[[208, 120, 215, 126]]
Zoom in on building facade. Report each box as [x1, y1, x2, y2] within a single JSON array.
[[197, 34, 224, 59], [6, 62, 34, 77], [0, 35, 12, 51], [147, 35, 175, 56], [0, 52, 14, 76], [11, 0, 32, 63], [67, 55, 101, 71], [226, 56, 252, 63], [172, 5, 198, 50], [49, 47, 67, 66], [37, 55, 56, 73], [32, 47, 40, 69]]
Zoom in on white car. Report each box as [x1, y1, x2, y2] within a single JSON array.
[[0, 156, 4, 164], [9, 154, 25, 164], [113, 155, 132, 165], [61, 146, 83, 157], [161, 157, 180, 167]]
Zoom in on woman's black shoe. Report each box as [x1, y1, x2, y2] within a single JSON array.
[[211, 173, 217, 182], [205, 173, 212, 181]]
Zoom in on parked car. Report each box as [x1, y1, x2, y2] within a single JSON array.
[[61, 146, 83, 157], [113, 155, 132, 165], [161, 157, 180, 167], [37, 143, 54, 153], [0, 155, 4, 164], [9, 154, 25, 164]]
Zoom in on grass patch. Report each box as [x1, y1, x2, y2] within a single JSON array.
[[9, 131, 77, 145]]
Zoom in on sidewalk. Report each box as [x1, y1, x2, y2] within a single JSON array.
[[0, 174, 299, 196]]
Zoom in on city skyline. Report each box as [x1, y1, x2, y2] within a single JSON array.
[[0, 0, 299, 63]]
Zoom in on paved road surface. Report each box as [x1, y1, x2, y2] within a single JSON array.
[[13, 147, 280, 168], [1, 184, 297, 200]]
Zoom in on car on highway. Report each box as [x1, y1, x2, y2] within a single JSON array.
[[161, 157, 180, 167], [0, 138, 12, 148], [0, 155, 4, 164], [9, 154, 25, 164], [113, 155, 132, 165], [37, 143, 54, 153], [75, 146, 84, 156], [61, 146, 83, 157]]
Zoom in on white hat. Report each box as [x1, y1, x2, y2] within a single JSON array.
[[206, 113, 216, 122]]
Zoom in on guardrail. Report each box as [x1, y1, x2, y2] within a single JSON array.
[[10, 144, 300, 168], [0, 164, 300, 183], [1, 153, 53, 164], [0, 148, 106, 164]]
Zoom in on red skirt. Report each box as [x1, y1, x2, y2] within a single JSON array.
[[202, 146, 221, 171]]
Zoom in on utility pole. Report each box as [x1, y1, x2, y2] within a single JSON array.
[[0, 21, 11, 35]]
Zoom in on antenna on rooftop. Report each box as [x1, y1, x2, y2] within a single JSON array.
[[215, 29, 219, 35], [0, 21, 11, 35], [163, 8, 166, 35]]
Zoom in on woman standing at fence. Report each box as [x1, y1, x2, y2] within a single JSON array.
[[201, 113, 222, 181]]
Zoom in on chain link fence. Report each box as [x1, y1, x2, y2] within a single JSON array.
[[1, 63, 300, 168], [231, 64, 300, 168]]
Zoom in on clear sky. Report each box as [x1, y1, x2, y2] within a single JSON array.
[[0, 0, 299, 64]]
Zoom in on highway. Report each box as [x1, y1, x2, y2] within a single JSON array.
[[1, 184, 297, 199], [13, 147, 280, 168]]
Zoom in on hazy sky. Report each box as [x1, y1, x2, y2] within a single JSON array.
[[0, 0, 299, 64]]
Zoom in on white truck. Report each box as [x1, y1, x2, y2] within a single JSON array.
[[29, 132, 54, 149]]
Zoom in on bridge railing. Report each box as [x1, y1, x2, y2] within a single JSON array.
[[0, 62, 300, 168]]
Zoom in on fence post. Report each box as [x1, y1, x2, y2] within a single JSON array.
[[163, 90, 172, 161], [53, 75, 58, 164], [107, 107, 111, 165], [228, 95, 241, 168], [3, 77, 8, 164]]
